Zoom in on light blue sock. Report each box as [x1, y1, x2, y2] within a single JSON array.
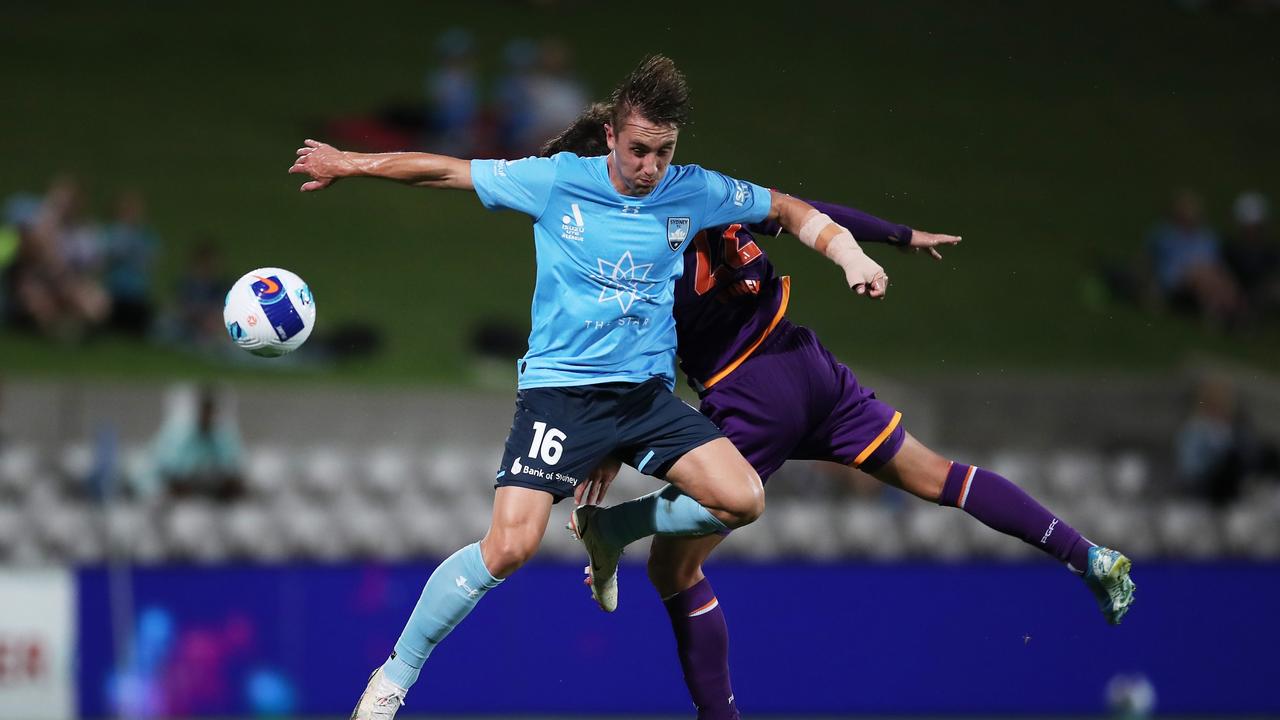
[[381, 542, 501, 689], [596, 485, 727, 548]]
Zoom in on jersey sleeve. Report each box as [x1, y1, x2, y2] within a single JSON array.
[[749, 196, 914, 246], [470, 156, 558, 218], [700, 169, 772, 230]]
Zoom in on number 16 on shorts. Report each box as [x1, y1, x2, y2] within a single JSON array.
[[527, 421, 565, 465]]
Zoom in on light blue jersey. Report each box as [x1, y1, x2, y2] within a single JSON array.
[[471, 152, 772, 389]]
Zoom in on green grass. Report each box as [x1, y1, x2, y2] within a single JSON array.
[[2, 1, 1278, 385]]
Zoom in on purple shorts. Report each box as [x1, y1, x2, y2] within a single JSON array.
[[697, 320, 905, 482]]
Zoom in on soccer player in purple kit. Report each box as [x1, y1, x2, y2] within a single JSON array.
[[546, 105, 1137, 720]]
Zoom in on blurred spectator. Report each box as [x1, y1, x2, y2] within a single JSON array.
[[1223, 191, 1280, 313], [494, 38, 540, 155], [147, 385, 245, 501], [1146, 189, 1247, 328], [525, 39, 589, 153], [5, 177, 111, 340], [159, 239, 231, 351], [1175, 375, 1279, 506], [101, 190, 159, 336], [425, 28, 480, 156], [497, 38, 589, 155]]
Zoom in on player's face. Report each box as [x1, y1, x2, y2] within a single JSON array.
[[605, 113, 678, 196]]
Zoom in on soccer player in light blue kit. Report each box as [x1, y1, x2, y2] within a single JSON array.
[[289, 56, 890, 718]]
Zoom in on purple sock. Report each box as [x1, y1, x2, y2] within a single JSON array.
[[940, 462, 1094, 573], [663, 578, 739, 720]]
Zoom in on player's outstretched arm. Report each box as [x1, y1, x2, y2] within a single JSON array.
[[289, 139, 473, 192], [766, 191, 889, 298], [753, 198, 961, 260]]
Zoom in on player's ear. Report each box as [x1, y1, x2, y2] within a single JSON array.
[[604, 123, 616, 151]]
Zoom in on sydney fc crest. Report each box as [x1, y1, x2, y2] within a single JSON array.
[[666, 217, 691, 251]]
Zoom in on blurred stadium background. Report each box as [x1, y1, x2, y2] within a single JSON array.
[[2, 1, 1279, 718]]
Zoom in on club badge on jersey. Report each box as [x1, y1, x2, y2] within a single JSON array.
[[667, 217, 691, 251]]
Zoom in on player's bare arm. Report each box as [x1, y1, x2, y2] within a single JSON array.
[[766, 191, 889, 298], [289, 139, 473, 192], [756, 196, 961, 262]]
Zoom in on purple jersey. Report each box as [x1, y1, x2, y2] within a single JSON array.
[[674, 223, 787, 388], [673, 198, 912, 389]]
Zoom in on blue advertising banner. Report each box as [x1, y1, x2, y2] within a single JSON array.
[[76, 561, 1279, 717]]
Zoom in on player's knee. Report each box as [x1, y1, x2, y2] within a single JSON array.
[[481, 534, 540, 578], [719, 472, 765, 529]]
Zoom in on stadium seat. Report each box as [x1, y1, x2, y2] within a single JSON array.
[[1046, 450, 1106, 501], [300, 445, 352, 498], [245, 444, 295, 498], [902, 505, 971, 559], [772, 499, 842, 558], [0, 443, 40, 499], [390, 496, 461, 557], [1156, 501, 1222, 558], [103, 502, 166, 562], [277, 496, 348, 561], [336, 489, 409, 559], [163, 500, 229, 563], [421, 445, 492, 499], [1109, 451, 1151, 500], [363, 445, 415, 499], [1222, 502, 1280, 558], [57, 442, 94, 494], [36, 501, 103, 564], [0, 505, 28, 558], [223, 502, 289, 562], [835, 500, 906, 559]]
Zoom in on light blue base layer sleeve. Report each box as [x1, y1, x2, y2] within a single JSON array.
[[382, 542, 502, 689]]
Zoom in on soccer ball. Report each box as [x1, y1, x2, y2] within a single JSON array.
[[223, 267, 316, 357]]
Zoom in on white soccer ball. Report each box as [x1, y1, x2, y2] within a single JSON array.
[[223, 267, 316, 357]]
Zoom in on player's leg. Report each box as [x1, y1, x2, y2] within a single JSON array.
[[648, 534, 740, 720], [570, 379, 764, 612], [588, 350, 814, 549], [872, 434, 1135, 623], [791, 326, 1135, 623], [354, 487, 552, 719], [639, 330, 810, 720], [580, 382, 764, 546], [385, 486, 551, 682], [663, 437, 765, 528], [354, 385, 613, 718]]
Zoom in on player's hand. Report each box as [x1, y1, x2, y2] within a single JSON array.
[[902, 230, 962, 260], [845, 254, 889, 299], [288, 139, 349, 192], [576, 455, 622, 507]]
